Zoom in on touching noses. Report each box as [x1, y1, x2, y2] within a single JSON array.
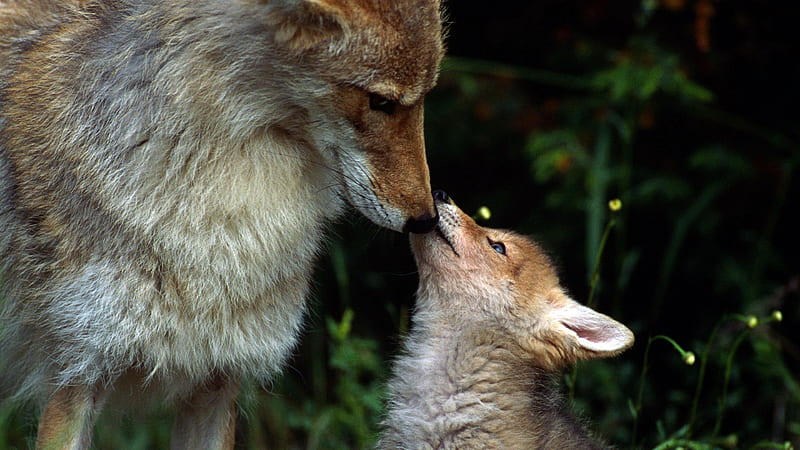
[[402, 190, 449, 234], [432, 189, 450, 204]]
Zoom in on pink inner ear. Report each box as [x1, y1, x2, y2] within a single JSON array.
[[558, 306, 634, 354], [565, 322, 607, 343]]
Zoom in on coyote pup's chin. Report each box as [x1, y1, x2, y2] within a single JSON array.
[[381, 192, 634, 448]]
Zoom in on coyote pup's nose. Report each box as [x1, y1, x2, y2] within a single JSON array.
[[432, 189, 450, 204]]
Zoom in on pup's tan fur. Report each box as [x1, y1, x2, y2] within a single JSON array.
[[380, 195, 634, 449], [0, 0, 444, 447]]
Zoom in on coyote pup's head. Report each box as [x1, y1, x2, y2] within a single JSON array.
[[410, 193, 634, 370], [264, 0, 445, 233]]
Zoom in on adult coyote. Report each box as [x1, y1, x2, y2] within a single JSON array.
[[0, 0, 444, 447]]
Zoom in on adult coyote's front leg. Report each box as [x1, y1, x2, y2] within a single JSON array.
[[171, 375, 240, 450], [36, 385, 106, 450]]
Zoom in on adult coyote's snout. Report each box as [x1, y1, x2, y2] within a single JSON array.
[[0, 0, 444, 447]]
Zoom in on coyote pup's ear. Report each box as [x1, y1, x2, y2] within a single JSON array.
[[551, 300, 634, 360], [266, 0, 347, 51]]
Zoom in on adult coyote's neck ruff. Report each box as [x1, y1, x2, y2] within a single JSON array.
[[0, 0, 444, 447]]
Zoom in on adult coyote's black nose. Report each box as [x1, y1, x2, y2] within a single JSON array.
[[403, 190, 449, 233]]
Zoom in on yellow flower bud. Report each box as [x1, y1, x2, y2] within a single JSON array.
[[476, 206, 491, 221], [720, 434, 738, 447], [608, 199, 622, 212], [746, 315, 758, 328], [683, 351, 696, 366], [771, 310, 783, 322]]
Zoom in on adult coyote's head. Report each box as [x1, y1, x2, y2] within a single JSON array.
[[265, 0, 444, 233]]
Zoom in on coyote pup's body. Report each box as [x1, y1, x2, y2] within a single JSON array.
[[0, 0, 443, 447], [380, 194, 634, 449]]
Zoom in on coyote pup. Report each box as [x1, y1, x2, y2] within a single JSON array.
[[0, 0, 443, 448], [380, 192, 634, 449]]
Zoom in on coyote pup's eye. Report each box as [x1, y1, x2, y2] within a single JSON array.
[[488, 238, 506, 256], [369, 93, 397, 114]]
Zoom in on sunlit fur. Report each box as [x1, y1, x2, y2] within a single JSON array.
[[380, 200, 634, 448], [0, 0, 443, 447]]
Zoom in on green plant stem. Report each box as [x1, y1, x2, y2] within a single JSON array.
[[631, 335, 653, 446], [586, 122, 612, 286], [687, 319, 723, 436], [712, 328, 750, 438], [587, 217, 617, 309], [633, 335, 691, 446]]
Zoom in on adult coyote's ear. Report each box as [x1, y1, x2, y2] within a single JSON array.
[[265, 0, 348, 51]]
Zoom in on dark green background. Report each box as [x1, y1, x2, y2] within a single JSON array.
[[2, 1, 797, 448]]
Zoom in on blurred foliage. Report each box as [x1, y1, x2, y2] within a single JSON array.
[[2, 0, 799, 448], [243, 309, 387, 449]]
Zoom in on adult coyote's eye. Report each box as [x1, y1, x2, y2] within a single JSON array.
[[488, 238, 506, 256], [369, 93, 397, 114]]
